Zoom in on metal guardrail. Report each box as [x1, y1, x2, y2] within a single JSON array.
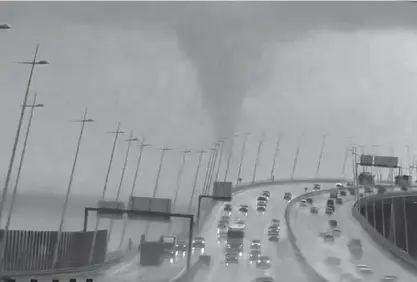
[[169, 178, 350, 282], [352, 189, 417, 273]]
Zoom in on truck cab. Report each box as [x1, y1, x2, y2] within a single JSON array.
[[160, 235, 177, 257]]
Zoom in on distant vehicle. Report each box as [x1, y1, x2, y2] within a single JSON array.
[[224, 204, 232, 212], [218, 221, 228, 229], [336, 198, 343, 205], [254, 276, 274, 282], [310, 207, 319, 214], [221, 215, 230, 223], [225, 252, 239, 266], [262, 191, 271, 198], [346, 182, 353, 187], [257, 206, 266, 212], [332, 228, 342, 237], [325, 207, 334, 215], [324, 256, 341, 267], [329, 220, 338, 228], [326, 199, 335, 208], [268, 229, 279, 236], [300, 199, 307, 207], [249, 249, 261, 262], [251, 240, 261, 248], [257, 202, 267, 208], [356, 264, 373, 275], [192, 237, 205, 249], [339, 190, 347, 197], [323, 233, 335, 243], [217, 226, 228, 236], [329, 189, 338, 199], [348, 239, 363, 259], [306, 198, 313, 205], [257, 196, 268, 202], [239, 206, 249, 214], [227, 224, 245, 256], [268, 225, 280, 232], [176, 240, 188, 253], [236, 219, 246, 226], [314, 184, 321, 191], [365, 187, 373, 194], [359, 193, 364, 198], [268, 235, 279, 242], [304, 187, 308, 192], [380, 275, 398, 281], [256, 256, 271, 269], [240, 204, 249, 209], [283, 192, 292, 200], [271, 219, 280, 226], [336, 183, 344, 188], [161, 235, 177, 257]]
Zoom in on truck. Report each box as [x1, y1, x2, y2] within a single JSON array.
[[160, 235, 177, 257], [226, 224, 245, 256], [329, 189, 338, 199], [139, 239, 164, 266]]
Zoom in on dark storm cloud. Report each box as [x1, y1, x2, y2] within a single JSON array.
[[2, 2, 417, 140]]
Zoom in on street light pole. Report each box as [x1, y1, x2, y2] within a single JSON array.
[[107, 132, 139, 243], [88, 122, 124, 264], [291, 136, 302, 181], [315, 133, 328, 177], [252, 132, 265, 184], [118, 139, 151, 250], [214, 140, 225, 181], [0, 93, 44, 262], [207, 142, 221, 192], [188, 150, 206, 213], [202, 147, 217, 196], [53, 109, 94, 266], [270, 132, 282, 181], [224, 134, 238, 182], [0, 45, 49, 228], [168, 148, 191, 234], [237, 133, 250, 184]]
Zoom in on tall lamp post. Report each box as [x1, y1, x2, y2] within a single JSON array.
[[214, 139, 225, 181], [107, 132, 139, 243], [291, 135, 303, 181], [188, 149, 206, 213], [0, 93, 44, 262], [53, 109, 94, 266], [252, 132, 265, 184], [88, 123, 124, 264], [223, 133, 238, 182], [315, 133, 328, 177], [270, 132, 283, 181], [236, 133, 250, 184], [0, 45, 49, 228]]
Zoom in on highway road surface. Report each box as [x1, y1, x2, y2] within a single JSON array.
[[191, 183, 330, 282], [290, 188, 417, 282]]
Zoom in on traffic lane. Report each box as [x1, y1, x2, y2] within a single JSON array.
[[336, 198, 417, 281], [290, 191, 358, 281]]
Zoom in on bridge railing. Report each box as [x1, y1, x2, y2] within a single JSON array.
[[352, 188, 417, 272]]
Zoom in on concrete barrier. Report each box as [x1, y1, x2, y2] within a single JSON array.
[[353, 191, 417, 273]]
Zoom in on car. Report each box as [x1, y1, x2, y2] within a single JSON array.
[[251, 240, 261, 249], [217, 226, 228, 236], [249, 249, 261, 262], [254, 276, 274, 282], [239, 206, 249, 214], [339, 190, 347, 197], [348, 239, 363, 259], [380, 275, 398, 281], [356, 264, 373, 275], [256, 256, 271, 269], [271, 219, 280, 226], [268, 230, 279, 236], [257, 201, 267, 207], [325, 207, 334, 215], [336, 183, 344, 188], [332, 228, 342, 237], [240, 204, 249, 208], [268, 235, 279, 242], [365, 187, 373, 194], [257, 206, 266, 212], [336, 198, 343, 205], [257, 196, 268, 202], [283, 192, 292, 200], [328, 220, 338, 228], [218, 221, 228, 228], [262, 191, 271, 198], [359, 193, 364, 198], [324, 256, 341, 267], [313, 184, 321, 191], [220, 215, 230, 222], [304, 187, 308, 192], [300, 199, 307, 207], [176, 241, 188, 253], [192, 237, 205, 249], [225, 252, 239, 266], [323, 233, 335, 243], [310, 207, 319, 214], [224, 204, 232, 212], [268, 226, 280, 233], [346, 182, 353, 187], [306, 198, 313, 205]]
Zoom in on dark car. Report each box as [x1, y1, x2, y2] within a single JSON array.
[[176, 241, 188, 253], [239, 206, 249, 214], [339, 190, 347, 197], [225, 252, 239, 266], [268, 235, 279, 242], [329, 220, 338, 228], [257, 206, 266, 212], [224, 204, 232, 212], [283, 193, 292, 200], [336, 198, 343, 205], [249, 249, 261, 262], [306, 198, 313, 205], [325, 207, 334, 215], [262, 191, 271, 198], [257, 196, 268, 202]]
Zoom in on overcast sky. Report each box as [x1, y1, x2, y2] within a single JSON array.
[[0, 2, 417, 200]]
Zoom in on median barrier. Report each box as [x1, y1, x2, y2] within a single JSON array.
[[170, 178, 349, 282], [352, 190, 417, 273]]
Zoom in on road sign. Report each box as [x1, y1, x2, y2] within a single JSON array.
[[212, 181, 232, 201], [373, 156, 399, 168], [97, 200, 125, 219], [127, 196, 172, 222], [359, 155, 373, 167]]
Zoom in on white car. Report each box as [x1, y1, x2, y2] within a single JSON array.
[[300, 199, 307, 207], [356, 264, 373, 275], [380, 275, 397, 281]]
